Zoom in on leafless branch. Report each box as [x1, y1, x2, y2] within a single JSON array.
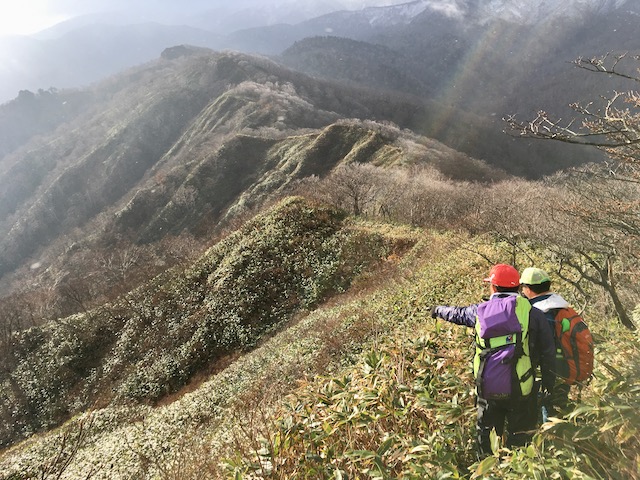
[[574, 52, 640, 84]]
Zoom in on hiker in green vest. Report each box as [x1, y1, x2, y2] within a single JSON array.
[[430, 264, 556, 457], [519, 267, 594, 419]]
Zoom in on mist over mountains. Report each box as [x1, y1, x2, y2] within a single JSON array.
[[1, 0, 639, 104]]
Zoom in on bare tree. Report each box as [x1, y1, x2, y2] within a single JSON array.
[[320, 163, 382, 216], [505, 52, 640, 329]]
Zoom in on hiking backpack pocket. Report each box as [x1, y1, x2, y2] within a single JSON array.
[[477, 344, 517, 399]]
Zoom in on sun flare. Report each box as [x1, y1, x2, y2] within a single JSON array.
[[0, 2, 68, 36]]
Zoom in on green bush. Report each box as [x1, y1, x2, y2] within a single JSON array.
[[0, 197, 401, 447]]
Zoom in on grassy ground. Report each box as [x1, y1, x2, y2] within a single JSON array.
[[1, 222, 637, 479]]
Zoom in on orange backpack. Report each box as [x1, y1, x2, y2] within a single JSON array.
[[554, 307, 594, 385]]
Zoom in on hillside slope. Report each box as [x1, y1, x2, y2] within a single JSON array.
[[0, 202, 469, 478], [1, 205, 636, 479], [0, 197, 415, 449], [0, 48, 502, 291]]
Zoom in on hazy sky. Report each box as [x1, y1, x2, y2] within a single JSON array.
[[0, 0, 408, 36], [0, 0, 68, 35]]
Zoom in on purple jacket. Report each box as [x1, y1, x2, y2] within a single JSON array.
[[433, 293, 556, 392]]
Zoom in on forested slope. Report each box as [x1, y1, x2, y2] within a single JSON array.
[[0, 197, 413, 448], [0, 199, 637, 479]]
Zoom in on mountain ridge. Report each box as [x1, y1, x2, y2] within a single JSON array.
[[294, 0, 640, 31], [0, 195, 415, 448], [2, 0, 639, 104], [0, 49, 513, 292]]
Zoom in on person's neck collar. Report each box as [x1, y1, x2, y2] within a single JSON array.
[[490, 291, 519, 299], [529, 291, 552, 299]]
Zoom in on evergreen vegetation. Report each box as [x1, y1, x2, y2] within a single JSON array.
[[1, 223, 637, 479]]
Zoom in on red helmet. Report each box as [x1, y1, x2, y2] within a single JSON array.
[[483, 264, 520, 287]]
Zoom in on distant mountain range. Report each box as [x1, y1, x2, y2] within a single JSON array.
[[1, 0, 636, 158], [1, 0, 639, 103]]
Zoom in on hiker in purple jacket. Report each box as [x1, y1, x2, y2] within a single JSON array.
[[430, 264, 556, 457]]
